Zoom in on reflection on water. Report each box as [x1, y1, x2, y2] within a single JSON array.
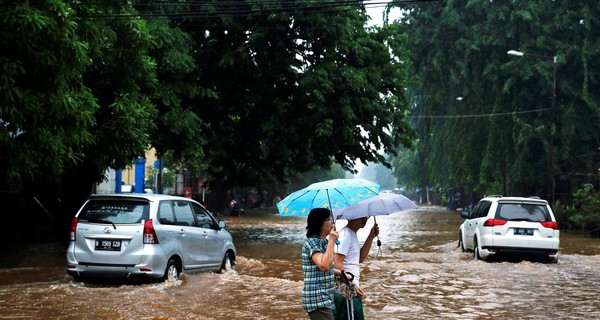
[[1, 207, 600, 319]]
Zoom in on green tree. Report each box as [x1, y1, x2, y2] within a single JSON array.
[[61, 2, 157, 211], [2, 0, 416, 232], [1, 1, 157, 225], [143, 15, 209, 193], [138, 1, 415, 211], [358, 160, 397, 190], [571, 183, 600, 233], [1, 0, 96, 181], [394, 0, 600, 203]]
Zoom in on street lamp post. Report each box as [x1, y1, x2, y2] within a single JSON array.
[[507, 49, 557, 202]]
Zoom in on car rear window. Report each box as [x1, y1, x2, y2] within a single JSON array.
[[78, 199, 150, 224], [495, 203, 551, 222]]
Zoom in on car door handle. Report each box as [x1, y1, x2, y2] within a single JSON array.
[[179, 229, 186, 236], [203, 231, 208, 238]]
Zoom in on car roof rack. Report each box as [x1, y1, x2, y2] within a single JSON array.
[[487, 194, 503, 198], [527, 196, 541, 199]]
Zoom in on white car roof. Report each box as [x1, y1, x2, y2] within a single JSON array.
[[482, 196, 549, 205], [88, 193, 193, 202]]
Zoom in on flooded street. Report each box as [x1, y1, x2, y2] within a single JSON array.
[[1, 206, 599, 319]]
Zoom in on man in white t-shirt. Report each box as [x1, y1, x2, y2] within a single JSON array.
[[333, 217, 379, 320]]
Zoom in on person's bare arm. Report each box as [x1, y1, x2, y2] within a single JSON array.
[[359, 223, 379, 263], [311, 230, 338, 271], [334, 253, 346, 271]]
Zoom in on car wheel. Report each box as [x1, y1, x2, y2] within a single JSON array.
[[163, 259, 180, 281], [219, 252, 234, 273], [458, 231, 466, 252], [548, 255, 559, 264], [473, 237, 481, 260]]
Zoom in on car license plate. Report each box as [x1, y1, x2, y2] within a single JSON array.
[[95, 239, 122, 251], [514, 228, 534, 236]]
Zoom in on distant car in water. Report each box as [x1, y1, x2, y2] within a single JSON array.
[[458, 195, 560, 263], [66, 193, 236, 281]]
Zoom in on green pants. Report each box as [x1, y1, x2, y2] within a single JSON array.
[[333, 292, 364, 320]]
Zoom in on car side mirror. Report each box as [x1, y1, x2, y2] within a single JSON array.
[[218, 220, 227, 229], [460, 211, 470, 219]]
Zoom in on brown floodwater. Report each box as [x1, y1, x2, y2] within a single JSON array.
[[0, 206, 599, 319]]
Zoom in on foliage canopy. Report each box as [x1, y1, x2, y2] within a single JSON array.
[[394, 0, 600, 204], [1, 0, 414, 215]]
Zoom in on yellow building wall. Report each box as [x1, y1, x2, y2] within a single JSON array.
[[121, 147, 157, 185]]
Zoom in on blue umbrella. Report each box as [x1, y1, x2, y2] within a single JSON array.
[[277, 178, 380, 216]]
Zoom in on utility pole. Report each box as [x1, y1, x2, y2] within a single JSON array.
[[507, 50, 557, 202]]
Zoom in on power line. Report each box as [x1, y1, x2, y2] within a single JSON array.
[[74, 0, 438, 20], [407, 107, 551, 119]]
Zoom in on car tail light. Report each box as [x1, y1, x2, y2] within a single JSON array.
[[143, 219, 159, 244], [70, 218, 78, 241], [541, 221, 560, 230], [483, 219, 507, 227]]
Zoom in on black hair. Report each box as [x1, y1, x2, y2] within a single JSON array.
[[306, 207, 331, 237]]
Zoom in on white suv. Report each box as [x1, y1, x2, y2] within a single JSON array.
[[67, 194, 236, 281], [458, 196, 560, 263]]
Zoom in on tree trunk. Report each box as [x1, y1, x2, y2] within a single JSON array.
[[251, 187, 264, 209], [61, 166, 97, 219], [206, 179, 227, 215]]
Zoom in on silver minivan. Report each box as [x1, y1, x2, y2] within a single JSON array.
[[66, 194, 236, 281]]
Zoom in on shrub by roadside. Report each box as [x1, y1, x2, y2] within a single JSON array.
[[553, 183, 600, 236]]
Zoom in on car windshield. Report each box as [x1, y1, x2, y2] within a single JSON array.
[[78, 199, 150, 224], [495, 203, 550, 222]]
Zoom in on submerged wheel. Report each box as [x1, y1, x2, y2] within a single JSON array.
[[163, 259, 180, 281], [219, 252, 234, 273], [459, 231, 466, 252], [473, 237, 481, 260]]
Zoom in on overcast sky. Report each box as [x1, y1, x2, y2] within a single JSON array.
[[365, 1, 403, 26]]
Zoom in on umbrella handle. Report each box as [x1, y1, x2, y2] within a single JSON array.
[[374, 216, 381, 247], [374, 216, 382, 259], [333, 215, 340, 245], [327, 189, 341, 245]]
